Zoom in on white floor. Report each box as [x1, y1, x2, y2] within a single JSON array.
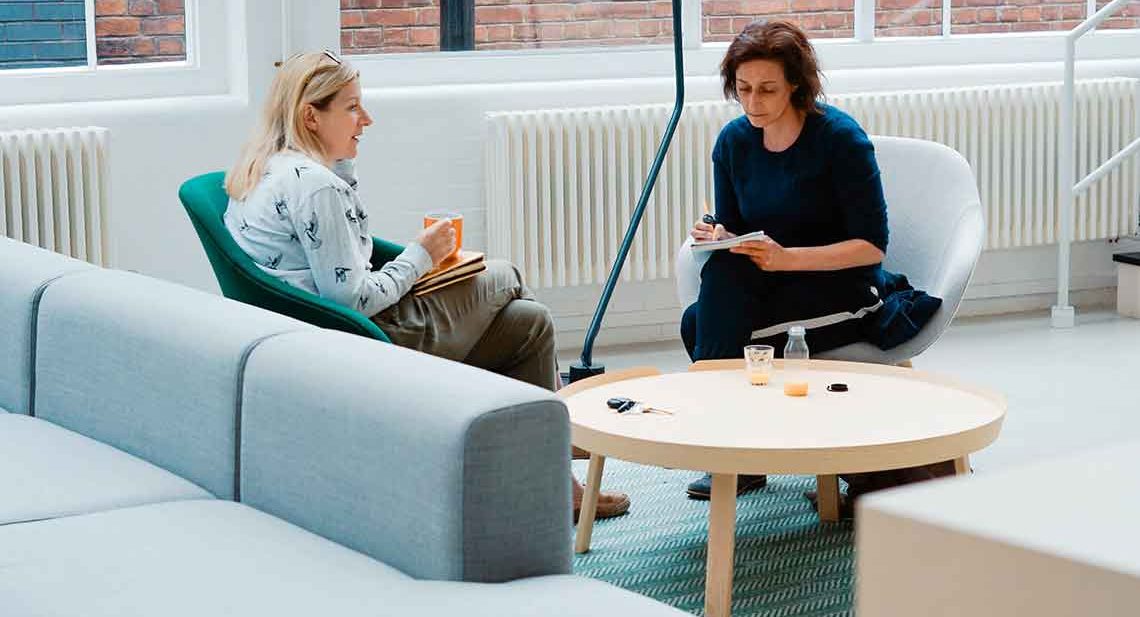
[[558, 309, 1140, 474]]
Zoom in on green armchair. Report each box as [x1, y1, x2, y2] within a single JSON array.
[[178, 171, 396, 343]]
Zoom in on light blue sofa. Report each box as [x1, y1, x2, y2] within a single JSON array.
[[0, 237, 683, 616]]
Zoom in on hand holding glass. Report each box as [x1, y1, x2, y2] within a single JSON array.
[[423, 211, 463, 262]]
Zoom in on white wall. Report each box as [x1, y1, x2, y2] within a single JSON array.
[[1, 96, 250, 289], [2, 2, 1139, 352]]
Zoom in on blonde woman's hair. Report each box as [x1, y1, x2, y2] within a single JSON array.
[[225, 51, 360, 200]]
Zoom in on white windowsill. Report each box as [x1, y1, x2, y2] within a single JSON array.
[[351, 29, 1140, 90]]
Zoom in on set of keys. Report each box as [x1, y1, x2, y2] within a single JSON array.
[[606, 397, 674, 415]]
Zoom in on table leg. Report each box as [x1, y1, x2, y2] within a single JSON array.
[[705, 473, 737, 617], [816, 474, 841, 523], [574, 453, 606, 554], [954, 455, 971, 475]]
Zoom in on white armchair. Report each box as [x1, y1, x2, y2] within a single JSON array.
[[675, 136, 984, 365]]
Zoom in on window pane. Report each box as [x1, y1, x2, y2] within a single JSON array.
[[877, 0, 942, 36], [702, 0, 856, 41], [1099, 0, 1140, 30], [95, 0, 186, 65], [0, 0, 87, 69], [341, 0, 440, 54], [475, 0, 674, 50], [340, 1, 679, 55], [951, 0, 1082, 34]]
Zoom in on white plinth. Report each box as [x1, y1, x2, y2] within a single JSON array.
[[857, 442, 1140, 617], [1051, 305, 1076, 328], [1118, 262, 1140, 318]]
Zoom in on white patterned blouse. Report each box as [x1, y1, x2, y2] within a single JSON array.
[[224, 151, 432, 317]]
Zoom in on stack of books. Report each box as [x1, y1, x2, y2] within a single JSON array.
[[411, 250, 486, 296]]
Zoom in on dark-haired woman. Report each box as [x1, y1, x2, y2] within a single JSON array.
[[682, 21, 954, 504]]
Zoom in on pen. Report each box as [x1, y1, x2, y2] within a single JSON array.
[[701, 202, 718, 227]]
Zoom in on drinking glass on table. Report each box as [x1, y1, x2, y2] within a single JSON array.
[[744, 344, 774, 386]]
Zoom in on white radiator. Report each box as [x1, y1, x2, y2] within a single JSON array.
[[0, 127, 112, 266], [485, 78, 1140, 289]]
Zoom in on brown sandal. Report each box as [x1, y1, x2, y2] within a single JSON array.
[[573, 490, 631, 524]]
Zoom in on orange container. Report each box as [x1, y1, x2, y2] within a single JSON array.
[[423, 212, 463, 262], [783, 381, 809, 397]]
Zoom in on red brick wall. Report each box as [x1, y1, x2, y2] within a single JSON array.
[[1093, 0, 1139, 30], [95, 0, 185, 65], [340, 0, 440, 53], [704, 0, 855, 40], [341, 0, 1137, 54], [883, 0, 1140, 37], [340, 0, 676, 54], [944, 0, 1082, 36]]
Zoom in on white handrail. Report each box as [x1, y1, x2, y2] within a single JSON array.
[[1054, 0, 1138, 328], [1073, 136, 1140, 195]]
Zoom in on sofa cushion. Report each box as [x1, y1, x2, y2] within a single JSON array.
[[402, 577, 691, 616], [0, 238, 93, 416], [0, 414, 212, 525], [0, 500, 681, 617], [0, 500, 414, 616], [33, 269, 312, 500]]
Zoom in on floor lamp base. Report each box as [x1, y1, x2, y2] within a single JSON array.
[[568, 361, 606, 384]]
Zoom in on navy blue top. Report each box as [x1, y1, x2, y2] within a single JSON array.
[[711, 103, 888, 275]]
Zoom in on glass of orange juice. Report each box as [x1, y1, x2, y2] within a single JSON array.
[[743, 345, 774, 386], [423, 211, 463, 262]]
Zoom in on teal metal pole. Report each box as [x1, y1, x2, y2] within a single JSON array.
[[569, 0, 685, 382]]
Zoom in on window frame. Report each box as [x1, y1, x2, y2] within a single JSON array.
[[0, 0, 228, 106], [344, 0, 1140, 89]]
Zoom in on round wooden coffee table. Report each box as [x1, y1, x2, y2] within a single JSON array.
[[563, 360, 1005, 617]]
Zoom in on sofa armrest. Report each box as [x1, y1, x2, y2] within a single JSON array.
[[237, 330, 571, 583]]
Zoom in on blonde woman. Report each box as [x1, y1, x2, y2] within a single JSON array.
[[224, 51, 629, 522]]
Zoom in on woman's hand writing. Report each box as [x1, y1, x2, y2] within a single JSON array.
[[730, 237, 795, 271], [416, 218, 458, 266], [690, 219, 735, 243]]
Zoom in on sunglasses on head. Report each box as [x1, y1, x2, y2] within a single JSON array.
[[274, 49, 342, 68]]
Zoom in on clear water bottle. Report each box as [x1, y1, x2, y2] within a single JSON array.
[[783, 326, 810, 396]]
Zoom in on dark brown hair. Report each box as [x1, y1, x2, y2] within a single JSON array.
[[720, 19, 823, 114]]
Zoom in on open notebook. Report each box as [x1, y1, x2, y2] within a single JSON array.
[[411, 250, 486, 296], [690, 230, 767, 252]]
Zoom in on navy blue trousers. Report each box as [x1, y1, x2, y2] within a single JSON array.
[[681, 251, 878, 361]]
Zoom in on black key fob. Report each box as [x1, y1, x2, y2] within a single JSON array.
[[606, 397, 637, 413]]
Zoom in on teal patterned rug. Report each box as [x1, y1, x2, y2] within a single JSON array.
[[572, 459, 854, 617]]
